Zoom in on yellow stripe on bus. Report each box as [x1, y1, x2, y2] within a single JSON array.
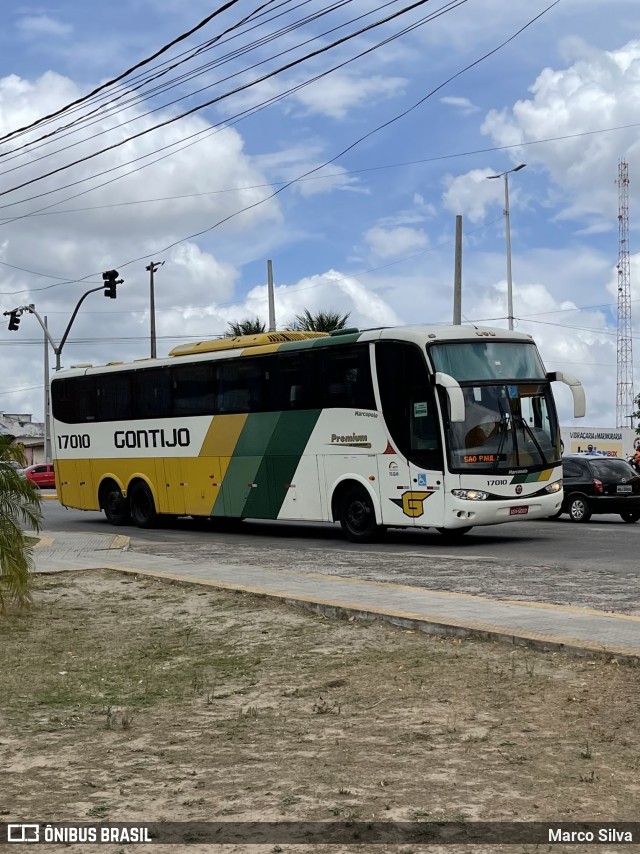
[[199, 413, 248, 458]]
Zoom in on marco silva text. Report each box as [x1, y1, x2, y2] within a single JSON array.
[[549, 827, 634, 843]]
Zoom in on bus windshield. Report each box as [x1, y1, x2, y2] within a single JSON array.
[[429, 341, 546, 381], [445, 382, 560, 472]]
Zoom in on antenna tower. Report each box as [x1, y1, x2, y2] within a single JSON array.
[[616, 160, 633, 428]]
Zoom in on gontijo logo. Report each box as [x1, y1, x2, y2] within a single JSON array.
[[390, 491, 434, 518]]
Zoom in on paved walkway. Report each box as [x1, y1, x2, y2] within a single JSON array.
[[33, 531, 640, 660]]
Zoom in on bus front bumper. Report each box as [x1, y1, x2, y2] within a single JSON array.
[[437, 494, 562, 529]]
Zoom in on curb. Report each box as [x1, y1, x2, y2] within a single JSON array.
[[52, 563, 640, 664], [40, 494, 58, 501]]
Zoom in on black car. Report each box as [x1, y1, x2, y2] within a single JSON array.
[[557, 455, 640, 523]]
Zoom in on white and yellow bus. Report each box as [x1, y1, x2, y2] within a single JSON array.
[[50, 325, 585, 541]]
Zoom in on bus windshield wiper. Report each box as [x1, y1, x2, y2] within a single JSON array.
[[514, 415, 548, 465], [491, 400, 510, 471]]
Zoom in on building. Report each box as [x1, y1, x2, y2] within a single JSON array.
[[0, 413, 45, 464]]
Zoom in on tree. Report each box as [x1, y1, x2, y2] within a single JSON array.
[[292, 309, 350, 333], [225, 318, 266, 337], [633, 393, 640, 435], [0, 435, 42, 612]]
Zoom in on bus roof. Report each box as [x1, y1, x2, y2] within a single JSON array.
[[53, 324, 535, 378]]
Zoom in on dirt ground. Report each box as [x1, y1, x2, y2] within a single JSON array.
[[2, 570, 640, 854]]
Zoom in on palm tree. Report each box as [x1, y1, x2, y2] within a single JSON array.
[[225, 318, 266, 337], [292, 309, 350, 333], [0, 435, 42, 611]]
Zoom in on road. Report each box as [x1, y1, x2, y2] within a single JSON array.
[[41, 501, 640, 614]]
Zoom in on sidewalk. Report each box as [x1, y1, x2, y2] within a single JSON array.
[[33, 531, 640, 661]]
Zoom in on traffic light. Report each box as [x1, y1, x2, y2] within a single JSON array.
[[4, 310, 21, 331], [102, 269, 120, 299]]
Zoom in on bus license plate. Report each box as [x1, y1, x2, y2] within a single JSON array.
[[617, 485, 633, 493], [510, 506, 529, 516]]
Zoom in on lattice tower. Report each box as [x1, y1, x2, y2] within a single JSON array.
[[616, 160, 634, 427]]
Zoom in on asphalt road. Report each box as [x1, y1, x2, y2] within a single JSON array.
[[40, 499, 640, 613], [42, 499, 640, 576]]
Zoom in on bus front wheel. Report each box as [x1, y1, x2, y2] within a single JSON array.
[[129, 482, 158, 529], [339, 486, 381, 543]]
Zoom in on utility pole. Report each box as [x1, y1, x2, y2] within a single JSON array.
[[487, 164, 526, 330], [145, 261, 164, 358], [453, 215, 462, 324], [43, 316, 51, 463], [267, 259, 276, 332]]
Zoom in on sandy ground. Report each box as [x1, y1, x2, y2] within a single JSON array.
[[1, 570, 640, 853]]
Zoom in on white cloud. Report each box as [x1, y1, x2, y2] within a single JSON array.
[[441, 168, 507, 223], [481, 40, 640, 221], [293, 73, 407, 120], [253, 145, 361, 196], [17, 15, 72, 37], [440, 96, 480, 115], [364, 226, 429, 259], [0, 69, 287, 411], [268, 270, 401, 327]]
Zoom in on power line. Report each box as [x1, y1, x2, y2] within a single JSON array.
[[0, 1, 468, 242], [0, 0, 303, 157], [0, 0, 357, 171], [0, 0, 247, 147], [0, 210, 501, 299], [0, 2, 559, 297], [110, 1, 560, 272], [0, 0, 454, 202], [0, 115, 637, 231]]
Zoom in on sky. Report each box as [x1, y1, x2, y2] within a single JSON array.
[[0, 0, 639, 429]]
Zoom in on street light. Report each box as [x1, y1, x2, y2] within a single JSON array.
[[487, 163, 526, 331]]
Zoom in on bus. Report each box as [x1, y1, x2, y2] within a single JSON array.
[[50, 325, 585, 541]]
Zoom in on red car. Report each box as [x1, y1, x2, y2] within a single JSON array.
[[23, 463, 56, 489]]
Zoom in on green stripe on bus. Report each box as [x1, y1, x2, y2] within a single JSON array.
[[211, 410, 321, 518], [212, 412, 281, 517], [239, 409, 322, 519], [277, 332, 363, 353]]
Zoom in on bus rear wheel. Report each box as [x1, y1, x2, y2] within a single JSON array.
[[339, 486, 381, 543], [102, 485, 130, 526], [129, 482, 158, 528]]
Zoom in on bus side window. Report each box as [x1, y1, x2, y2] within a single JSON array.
[[272, 351, 317, 410], [95, 373, 131, 422], [52, 376, 95, 423], [216, 358, 268, 414], [319, 344, 374, 410], [133, 369, 171, 420], [171, 364, 216, 416]]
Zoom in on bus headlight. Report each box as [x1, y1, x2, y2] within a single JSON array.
[[544, 480, 562, 494], [452, 489, 489, 501]]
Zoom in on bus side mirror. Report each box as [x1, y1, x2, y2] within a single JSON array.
[[547, 371, 586, 419], [434, 372, 465, 423]]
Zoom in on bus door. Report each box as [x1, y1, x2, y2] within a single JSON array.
[[406, 393, 446, 529], [375, 342, 445, 529]]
